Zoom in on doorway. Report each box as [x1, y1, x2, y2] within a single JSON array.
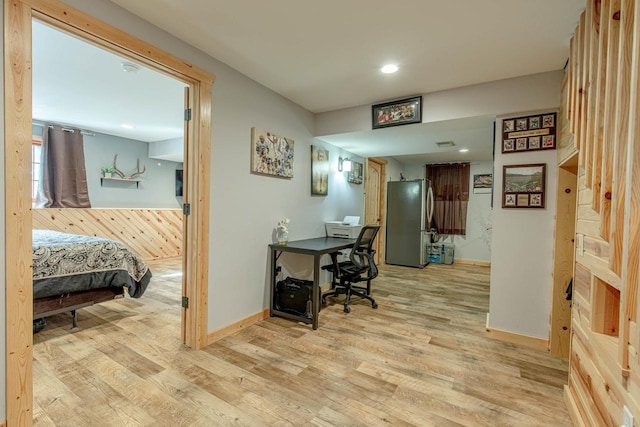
[[4, 0, 214, 424], [365, 158, 387, 264], [550, 154, 578, 358]]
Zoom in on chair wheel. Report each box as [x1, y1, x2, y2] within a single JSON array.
[[344, 306, 350, 313], [372, 302, 378, 309]]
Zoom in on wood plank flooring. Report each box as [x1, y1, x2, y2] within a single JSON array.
[[33, 259, 571, 426]]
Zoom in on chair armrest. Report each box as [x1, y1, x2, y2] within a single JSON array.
[[321, 251, 344, 278]]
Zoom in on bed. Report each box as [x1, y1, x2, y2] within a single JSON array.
[[32, 229, 153, 332]]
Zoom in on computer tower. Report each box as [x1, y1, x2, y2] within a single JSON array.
[[275, 277, 313, 318]]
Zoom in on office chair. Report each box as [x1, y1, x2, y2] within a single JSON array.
[[321, 225, 380, 313]]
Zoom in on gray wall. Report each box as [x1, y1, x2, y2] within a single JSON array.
[[33, 123, 181, 208]]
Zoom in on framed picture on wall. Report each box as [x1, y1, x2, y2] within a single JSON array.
[[311, 145, 329, 195], [250, 127, 294, 178], [473, 173, 492, 194], [502, 163, 546, 209], [501, 112, 557, 154], [348, 161, 364, 184], [372, 96, 422, 129]]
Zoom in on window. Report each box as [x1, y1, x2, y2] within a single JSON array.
[[32, 137, 42, 205]]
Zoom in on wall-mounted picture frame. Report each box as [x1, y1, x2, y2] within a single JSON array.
[[372, 96, 422, 129], [473, 173, 492, 194], [501, 112, 557, 154], [311, 145, 329, 195], [502, 163, 546, 209], [348, 161, 364, 184], [250, 127, 294, 178]]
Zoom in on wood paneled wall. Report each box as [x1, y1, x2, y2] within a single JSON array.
[[563, 0, 640, 425], [33, 208, 183, 261]]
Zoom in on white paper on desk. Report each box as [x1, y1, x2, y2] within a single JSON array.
[[342, 216, 360, 225]]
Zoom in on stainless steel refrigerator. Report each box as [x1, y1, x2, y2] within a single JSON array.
[[385, 179, 433, 268]]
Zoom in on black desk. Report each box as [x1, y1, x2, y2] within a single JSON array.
[[269, 237, 356, 329]]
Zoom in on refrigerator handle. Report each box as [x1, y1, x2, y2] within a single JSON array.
[[427, 185, 434, 224]]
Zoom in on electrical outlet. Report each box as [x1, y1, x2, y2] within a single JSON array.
[[576, 233, 584, 256], [623, 405, 634, 427]]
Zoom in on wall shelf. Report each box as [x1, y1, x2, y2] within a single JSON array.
[[100, 176, 141, 188]]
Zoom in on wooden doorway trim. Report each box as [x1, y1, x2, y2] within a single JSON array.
[[549, 158, 578, 358], [4, 0, 214, 424], [365, 158, 387, 264]]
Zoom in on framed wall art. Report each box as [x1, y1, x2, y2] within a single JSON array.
[[250, 127, 294, 178], [372, 96, 422, 129], [501, 112, 556, 154], [473, 173, 492, 194], [348, 161, 364, 184], [311, 145, 329, 195], [502, 163, 546, 209]]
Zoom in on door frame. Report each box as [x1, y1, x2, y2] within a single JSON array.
[[4, 0, 214, 424], [365, 157, 387, 264], [549, 155, 578, 358]]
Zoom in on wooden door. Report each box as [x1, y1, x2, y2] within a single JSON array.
[[365, 158, 387, 264]]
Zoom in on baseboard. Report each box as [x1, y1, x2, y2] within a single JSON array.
[[564, 385, 587, 427], [0, 420, 5, 427], [454, 258, 491, 267], [485, 324, 549, 352], [207, 282, 334, 345], [207, 309, 269, 345]]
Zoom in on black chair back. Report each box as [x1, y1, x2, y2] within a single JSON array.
[[350, 225, 380, 277]]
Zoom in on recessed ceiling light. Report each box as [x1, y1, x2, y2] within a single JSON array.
[[381, 64, 398, 74], [459, 148, 469, 153], [122, 123, 135, 129], [121, 61, 141, 73]]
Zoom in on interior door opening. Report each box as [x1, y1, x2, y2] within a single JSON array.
[[31, 16, 189, 337]]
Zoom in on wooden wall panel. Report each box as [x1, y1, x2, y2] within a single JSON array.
[[565, 0, 640, 424], [591, 0, 610, 210], [610, 0, 635, 275], [584, 0, 600, 188], [32, 208, 183, 261], [574, 12, 586, 141], [575, 262, 593, 301], [600, 0, 622, 241]]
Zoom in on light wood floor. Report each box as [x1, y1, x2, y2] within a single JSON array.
[[33, 258, 571, 426]]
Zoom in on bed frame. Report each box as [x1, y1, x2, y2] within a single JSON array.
[[33, 287, 125, 330]]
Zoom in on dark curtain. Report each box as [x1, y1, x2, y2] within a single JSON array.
[[426, 163, 469, 235], [35, 124, 91, 208]]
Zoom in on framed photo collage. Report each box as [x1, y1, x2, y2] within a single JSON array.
[[502, 112, 557, 154]]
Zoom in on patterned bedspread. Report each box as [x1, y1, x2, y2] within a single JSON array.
[[32, 229, 151, 298]]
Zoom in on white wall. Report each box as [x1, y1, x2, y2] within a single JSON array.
[[316, 71, 563, 137], [488, 113, 559, 339], [84, 132, 181, 208], [33, 123, 181, 208], [384, 157, 405, 183], [149, 137, 183, 162], [458, 162, 494, 263]]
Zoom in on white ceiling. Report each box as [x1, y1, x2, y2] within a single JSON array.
[[33, 20, 186, 143], [108, 0, 584, 113], [33, 1, 585, 164], [319, 115, 496, 165]]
